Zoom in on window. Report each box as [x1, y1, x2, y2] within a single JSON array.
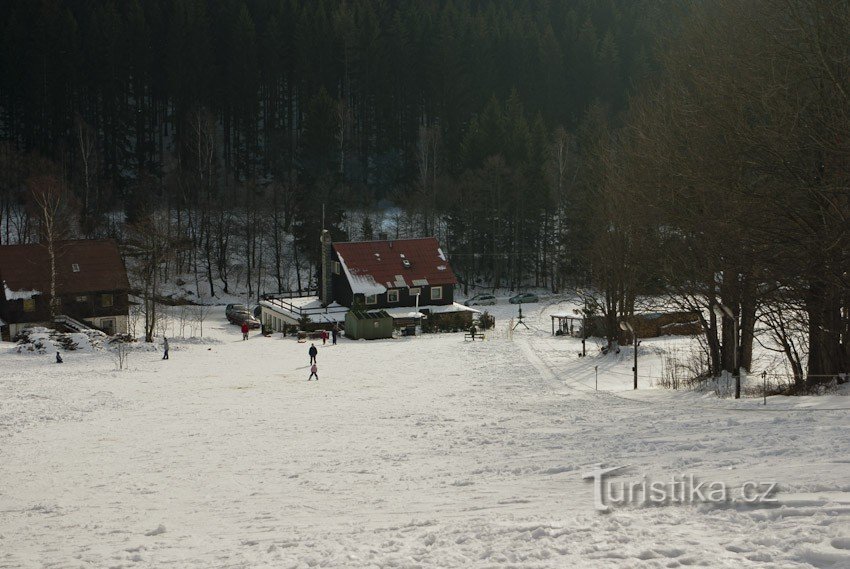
[[430, 286, 443, 301], [71, 263, 80, 273], [409, 287, 421, 297], [365, 294, 377, 305], [402, 259, 411, 268], [23, 298, 36, 312], [101, 294, 114, 308], [333, 261, 341, 275], [387, 289, 399, 303], [76, 295, 87, 303]]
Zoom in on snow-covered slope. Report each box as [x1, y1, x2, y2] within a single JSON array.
[[1, 306, 848, 567]]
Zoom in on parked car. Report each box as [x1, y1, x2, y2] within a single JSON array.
[[225, 303, 248, 319], [228, 310, 261, 329], [509, 292, 539, 304], [464, 293, 497, 306]]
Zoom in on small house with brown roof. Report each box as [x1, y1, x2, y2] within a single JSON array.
[[0, 239, 130, 340], [260, 232, 477, 334], [323, 234, 458, 309]]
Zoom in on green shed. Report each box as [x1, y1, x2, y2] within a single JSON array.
[[344, 309, 393, 340]]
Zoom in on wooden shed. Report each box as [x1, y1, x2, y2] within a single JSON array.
[[344, 309, 393, 340]]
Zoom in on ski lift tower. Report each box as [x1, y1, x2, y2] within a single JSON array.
[[512, 303, 529, 330]]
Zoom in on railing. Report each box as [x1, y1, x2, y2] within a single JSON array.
[[261, 295, 348, 319], [54, 314, 107, 336]]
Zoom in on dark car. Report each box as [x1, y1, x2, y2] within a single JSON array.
[[509, 292, 539, 304], [464, 293, 497, 306], [228, 310, 261, 329], [225, 303, 248, 319]]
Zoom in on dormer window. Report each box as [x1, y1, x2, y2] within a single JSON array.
[[72, 263, 80, 273]]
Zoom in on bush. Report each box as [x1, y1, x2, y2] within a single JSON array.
[[478, 311, 495, 330]]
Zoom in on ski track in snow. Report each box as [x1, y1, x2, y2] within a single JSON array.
[[0, 304, 849, 567]]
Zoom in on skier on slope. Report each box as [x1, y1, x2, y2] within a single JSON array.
[[241, 321, 249, 340], [308, 363, 318, 381], [308, 343, 318, 364], [162, 337, 169, 360], [331, 324, 338, 345]]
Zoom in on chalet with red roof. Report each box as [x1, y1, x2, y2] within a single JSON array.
[[0, 239, 130, 340], [321, 233, 457, 310]]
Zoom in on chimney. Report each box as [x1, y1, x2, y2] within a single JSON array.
[[320, 230, 333, 306]]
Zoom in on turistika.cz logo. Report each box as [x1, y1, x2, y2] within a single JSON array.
[[582, 465, 779, 512]]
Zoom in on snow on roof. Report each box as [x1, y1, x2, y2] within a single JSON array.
[[3, 281, 40, 300], [260, 296, 349, 324], [427, 302, 480, 314], [336, 250, 387, 296], [385, 309, 426, 319]]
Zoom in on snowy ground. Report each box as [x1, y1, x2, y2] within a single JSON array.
[[2, 301, 850, 568]]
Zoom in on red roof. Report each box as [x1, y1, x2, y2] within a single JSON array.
[[333, 238, 457, 292], [0, 239, 129, 297]]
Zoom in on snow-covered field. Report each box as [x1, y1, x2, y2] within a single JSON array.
[[2, 301, 850, 568]]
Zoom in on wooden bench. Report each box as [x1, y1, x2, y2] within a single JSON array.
[[464, 332, 485, 341]]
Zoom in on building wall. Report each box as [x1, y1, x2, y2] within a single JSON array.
[[1, 291, 129, 322], [0, 291, 129, 335], [353, 283, 454, 310]]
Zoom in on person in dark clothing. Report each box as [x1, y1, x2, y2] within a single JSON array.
[[163, 337, 169, 360], [308, 343, 318, 364], [308, 363, 318, 381], [331, 325, 338, 345], [56, 352, 63, 364]]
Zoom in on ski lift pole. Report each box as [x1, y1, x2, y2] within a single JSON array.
[[762, 371, 767, 406]]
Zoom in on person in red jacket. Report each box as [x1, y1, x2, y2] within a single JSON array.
[[241, 321, 249, 340]]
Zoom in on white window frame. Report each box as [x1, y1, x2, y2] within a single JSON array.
[[387, 289, 399, 303], [333, 261, 341, 275], [71, 263, 80, 273], [365, 294, 377, 305], [409, 287, 421, 297], [430, 286, 443, 301], [76, 295, 87, 303]]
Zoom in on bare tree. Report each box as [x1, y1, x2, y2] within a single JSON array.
[[28, 175, 74, 318]]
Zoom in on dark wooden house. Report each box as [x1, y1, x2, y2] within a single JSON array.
[[0, 239, 130, 340], [321, 233, 458, 310]]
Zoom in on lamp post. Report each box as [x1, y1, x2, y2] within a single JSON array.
[[619, 320, 637, 390], [715, 302, 739, 399]]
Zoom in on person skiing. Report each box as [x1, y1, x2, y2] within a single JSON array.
[[308, 363, 318, 381], [308, 343, 318, 364], [331, 325, 338, 345], [241, 321, 249, 340], [162, 337, 169, 360]]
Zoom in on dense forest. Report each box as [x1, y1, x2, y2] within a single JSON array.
[[0, 0, 848, 386], [0, 0, 665, 282]]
